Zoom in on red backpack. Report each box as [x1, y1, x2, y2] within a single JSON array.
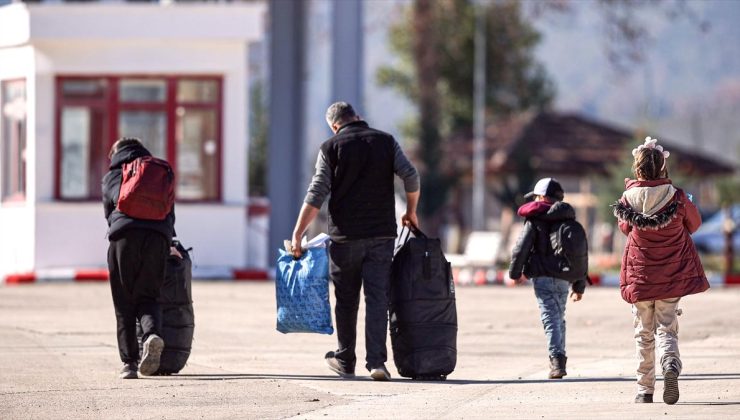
[[117, 156, 175, 220]]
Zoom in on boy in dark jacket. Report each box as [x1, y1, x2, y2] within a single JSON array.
[[102, 137, 176, 379], [509, 178, 586, 379]]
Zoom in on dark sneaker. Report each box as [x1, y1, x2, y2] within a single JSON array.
[[139, 334, 164, 376], [369, 365, 391, 381], [324, 351, 355, 378], [634, 393, 653, 403], [663, 369, 680, 405], [119, 363, 138, 379]]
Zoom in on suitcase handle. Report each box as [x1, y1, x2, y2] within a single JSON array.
[[397, 225, 432, 281], [398, 224, 427, 243], [395, 225, 428, 255]]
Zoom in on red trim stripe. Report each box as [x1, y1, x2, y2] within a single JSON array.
[[233, 269, 270, 281], [726, 274, 740, 285], [5, 273, 35, 285], [74, 270, 109, 282]]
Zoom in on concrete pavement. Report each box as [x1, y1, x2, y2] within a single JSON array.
[[1, 282, 739, 419]]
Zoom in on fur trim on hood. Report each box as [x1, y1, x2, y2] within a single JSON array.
[[612, 199, 679, 230]]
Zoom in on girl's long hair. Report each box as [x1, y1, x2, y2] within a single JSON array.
[[632, 148, 668, 180]]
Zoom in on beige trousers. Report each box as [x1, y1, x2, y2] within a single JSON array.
[[632, 298, 683, 394]]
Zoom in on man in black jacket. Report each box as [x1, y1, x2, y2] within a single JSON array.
[[102, 137, 176, 379], [291, 102, 420, 381], [509, 178, 586, 379]]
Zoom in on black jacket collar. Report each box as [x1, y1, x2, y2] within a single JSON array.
[[336, 120, 368, 134]]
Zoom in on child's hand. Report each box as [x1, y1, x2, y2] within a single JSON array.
[[570, 291, 583, 302]]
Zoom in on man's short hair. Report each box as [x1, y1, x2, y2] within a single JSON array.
[[325, 102, 357, 126]]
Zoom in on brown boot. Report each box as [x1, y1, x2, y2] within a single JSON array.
[[548, 355, 567, 379]]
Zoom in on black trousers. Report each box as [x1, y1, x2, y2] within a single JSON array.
[[328, 238, 394, 372], [108, 229, 169, 364]]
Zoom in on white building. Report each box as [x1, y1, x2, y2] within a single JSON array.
[[0, 2, 266, 281]]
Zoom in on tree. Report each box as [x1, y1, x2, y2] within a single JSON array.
[[378, 0, 710, 237], [377, 0, 555, 234]]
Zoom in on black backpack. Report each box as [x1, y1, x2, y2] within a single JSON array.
[[548, 219, 589, 282]]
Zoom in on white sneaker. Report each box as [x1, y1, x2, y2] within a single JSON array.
[[324, 351, 355, 378], [370, 365, 391, 381], [139, 334, 164, 376]]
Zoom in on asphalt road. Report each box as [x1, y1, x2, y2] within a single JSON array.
[[1, 282, 739, 419]]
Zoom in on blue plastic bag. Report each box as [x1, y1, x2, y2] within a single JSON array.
[[275, 247, 334, 334]]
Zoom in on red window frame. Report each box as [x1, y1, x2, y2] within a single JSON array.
[[1, 78, 27, 203], [54, 75, 223, 202]]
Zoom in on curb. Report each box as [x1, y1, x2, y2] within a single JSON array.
[[2, 267, 271, 285]]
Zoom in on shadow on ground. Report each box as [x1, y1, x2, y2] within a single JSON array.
[[168, 372, 740, 385]]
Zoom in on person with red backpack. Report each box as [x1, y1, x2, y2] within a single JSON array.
[[102, 137, 177, 379], [509, 177, 588, 380]]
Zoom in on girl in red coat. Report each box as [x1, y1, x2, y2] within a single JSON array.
[[613, 137, 709, 405]]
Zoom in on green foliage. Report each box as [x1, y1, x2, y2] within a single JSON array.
[[716, 176, 740, 206], [379, 0, 554, 133], [594, 143, 634, 222], [492, 146, 539, 213], [249, 83, 268, 197], [377, 0, 555, 218]]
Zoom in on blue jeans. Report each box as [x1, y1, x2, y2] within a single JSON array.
[[328, 238, 395, 372], [532, 277, 570, 358]]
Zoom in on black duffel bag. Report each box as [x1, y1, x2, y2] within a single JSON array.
[[389, 226, 457, 380], [137, 240, 194, 374]]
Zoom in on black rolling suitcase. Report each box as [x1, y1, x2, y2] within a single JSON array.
[[137, 240, 195, 374], [389, 227, 457, 380]]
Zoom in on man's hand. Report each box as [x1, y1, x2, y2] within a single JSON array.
[[570, 291, 583, 302], [290, 236, 303, 259], [401, 212, 418, 229], [403, 190, 419, 230], [290, 203, 320, 260]]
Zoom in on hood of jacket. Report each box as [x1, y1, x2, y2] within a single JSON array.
[[517, 200, 575, 222], [613, 178, 679, 230], [621, 178, 676, 216], [109, 142, 152, 169]]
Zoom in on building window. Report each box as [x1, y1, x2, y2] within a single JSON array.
[[56, 76, 222, 201], [1, 79, 27, 202]]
